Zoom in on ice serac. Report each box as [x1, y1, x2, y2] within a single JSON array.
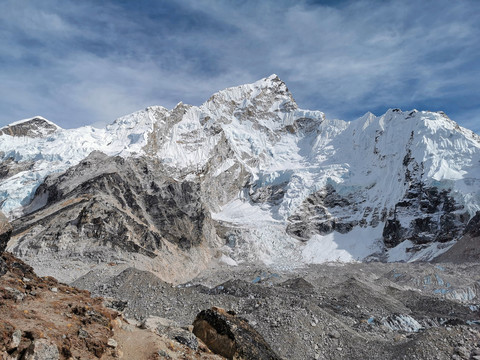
[[1, 75, 480, 279]]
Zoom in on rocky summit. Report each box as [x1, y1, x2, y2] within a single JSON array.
[[0, 76, 480, 359]]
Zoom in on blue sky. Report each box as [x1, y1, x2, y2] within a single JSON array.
[[1, 0, 479, 133]]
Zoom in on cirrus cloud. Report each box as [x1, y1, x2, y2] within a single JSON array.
[[0, 0, 479, 133]]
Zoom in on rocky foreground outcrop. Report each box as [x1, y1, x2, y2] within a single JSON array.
[[0, 252, 224, 359], [1, 250, 282, 360], [0, 252, 118, 359], [193, 307, 281, 360]]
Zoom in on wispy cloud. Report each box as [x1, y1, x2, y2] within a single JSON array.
[[0, 0, 479, 132]]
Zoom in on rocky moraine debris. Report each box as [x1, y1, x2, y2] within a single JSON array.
[[68, 261, 480, 360]]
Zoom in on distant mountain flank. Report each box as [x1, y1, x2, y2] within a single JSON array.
[[0, 116, 60, 137], [1, 75, 480, 282]]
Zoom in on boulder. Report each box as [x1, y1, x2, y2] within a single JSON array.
[[24, 338, 60, 360], [8, 329, 22, 351], [193, 307, 281, 360], [140, 315, 178, 332], [166, 328, 198, 350], [139, 315, 198, 350]]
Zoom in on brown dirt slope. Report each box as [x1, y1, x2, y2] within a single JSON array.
[[0, 252, 222, 359]]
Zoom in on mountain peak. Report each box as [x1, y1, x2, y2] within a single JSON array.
[[263, 73, 282, 84], [202, 75, 297, 116], [2, 77, 480, 267], [267, 73, 280, 80], [0, 116, 60, 138], [255, 73, 288, 92]]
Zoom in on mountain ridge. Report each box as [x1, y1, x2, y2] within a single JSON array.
[[1, 75, 480, 279]]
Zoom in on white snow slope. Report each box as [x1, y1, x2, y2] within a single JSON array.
[[1, 75, 480, 264]]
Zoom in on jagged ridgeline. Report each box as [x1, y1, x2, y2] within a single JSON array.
[[1, 75, 480, 283]]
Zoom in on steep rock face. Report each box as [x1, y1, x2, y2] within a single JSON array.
[[200, 133, 251, 211], [432, 211, 480, 263], [383, 184, 469, 248], [0, 157, 35, 182], [0, 211, 12, 253], [464, 211, 480, 238], [8, 151, 219, 283], [287, 184, 361, 240]]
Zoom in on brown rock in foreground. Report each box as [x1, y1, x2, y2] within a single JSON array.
[[193, 307, 281, 360], [0, 252, 222, 359], [0, 252, 117, 359]]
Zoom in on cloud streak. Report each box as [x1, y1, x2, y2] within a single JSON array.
[[0, 0, 479, 133]]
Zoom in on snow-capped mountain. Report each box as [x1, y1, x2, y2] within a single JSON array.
[[1, 75, 480, 280]]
